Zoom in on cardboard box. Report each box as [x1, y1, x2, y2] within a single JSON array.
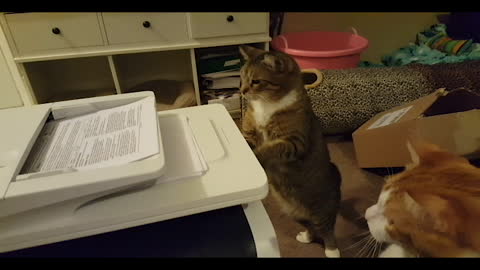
[[352, 88, 480, 168]]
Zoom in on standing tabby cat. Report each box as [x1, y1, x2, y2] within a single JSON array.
[[239, 45, 342, 258], [366, 141, 480, 257]]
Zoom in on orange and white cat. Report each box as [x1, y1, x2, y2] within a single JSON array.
[[365, 141, 480, 257]]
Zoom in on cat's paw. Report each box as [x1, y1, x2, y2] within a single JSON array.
[[324, 248, 341, 258], [296, 231, 313, 243]]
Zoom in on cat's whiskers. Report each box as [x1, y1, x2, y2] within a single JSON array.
[[387, 167, 400, 179], [343, 234, 371, 252], [372, 241, 381, 258], [356, 236, 376, 258], [367, 244, 374, 258], [367, 237, 377, 257], [353, 230, 371, 237], [354, 236, 371, 257], [367, 238, 380, 258], [365, 237, 378, 258]]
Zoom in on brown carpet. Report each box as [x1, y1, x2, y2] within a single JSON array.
[[262, 139, 387, 258]]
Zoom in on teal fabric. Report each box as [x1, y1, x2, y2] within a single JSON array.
[[360, 24, 480, 68]]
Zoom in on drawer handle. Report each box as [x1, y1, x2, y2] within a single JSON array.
[[226, 15, 234, 22], [51, 27, 61, 35], [143, 21, 151, 28]]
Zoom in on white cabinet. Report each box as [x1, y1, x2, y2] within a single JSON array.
[[0, 46, 22, 109], [23, 56, 116, 104], [5, 13, 104, 54], [102, 13, 189, 45], [189, 13, 269, 39], [0, 12, 271, 116]]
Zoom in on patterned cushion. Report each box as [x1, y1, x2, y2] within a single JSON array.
[[241, 61, 480, 135]]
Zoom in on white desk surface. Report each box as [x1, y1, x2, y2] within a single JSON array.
[[0, 104, 269, 252]]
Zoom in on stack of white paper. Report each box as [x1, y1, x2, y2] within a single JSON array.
[[21, 97, 160, 175], [19, 95, 208, 184], [201, 70, 241, 90], [201, 70, 240, 79]]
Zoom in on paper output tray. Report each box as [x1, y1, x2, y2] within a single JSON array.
[[0, 92, 165, 218]]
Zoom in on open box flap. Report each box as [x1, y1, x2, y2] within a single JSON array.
[[354, 88, 447, 134], [423, 88, 480, 117], [417, 88, 480, 157]]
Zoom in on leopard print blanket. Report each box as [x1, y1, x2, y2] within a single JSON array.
[[240, 60, 480, 135]]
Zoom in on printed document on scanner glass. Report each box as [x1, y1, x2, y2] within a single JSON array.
[[22, 97, 159, 174]]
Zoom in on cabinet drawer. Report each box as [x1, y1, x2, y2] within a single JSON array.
[[189, 13, 268, 39], [5, 13, 104, 54], [102, 13, 189, 45]]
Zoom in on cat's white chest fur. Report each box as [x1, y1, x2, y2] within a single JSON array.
[[379, 244, 414, 258], [250, 90, 298, 127]]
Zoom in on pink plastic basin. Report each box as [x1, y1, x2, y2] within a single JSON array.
[[271, 31, 369, 70]]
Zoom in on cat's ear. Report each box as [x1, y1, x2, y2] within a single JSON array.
[[406, 141, 420, 166], [239, 45, 265, 60], [405, 139, 466, 167], [406, 137, 441, 164]]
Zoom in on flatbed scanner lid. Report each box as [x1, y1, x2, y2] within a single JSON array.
[[0, 92, 165, 217]]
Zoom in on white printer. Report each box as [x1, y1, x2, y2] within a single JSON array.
[[0, 91, 278, 257]]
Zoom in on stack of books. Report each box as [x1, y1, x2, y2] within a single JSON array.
[[197, 51, 242, 112]]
